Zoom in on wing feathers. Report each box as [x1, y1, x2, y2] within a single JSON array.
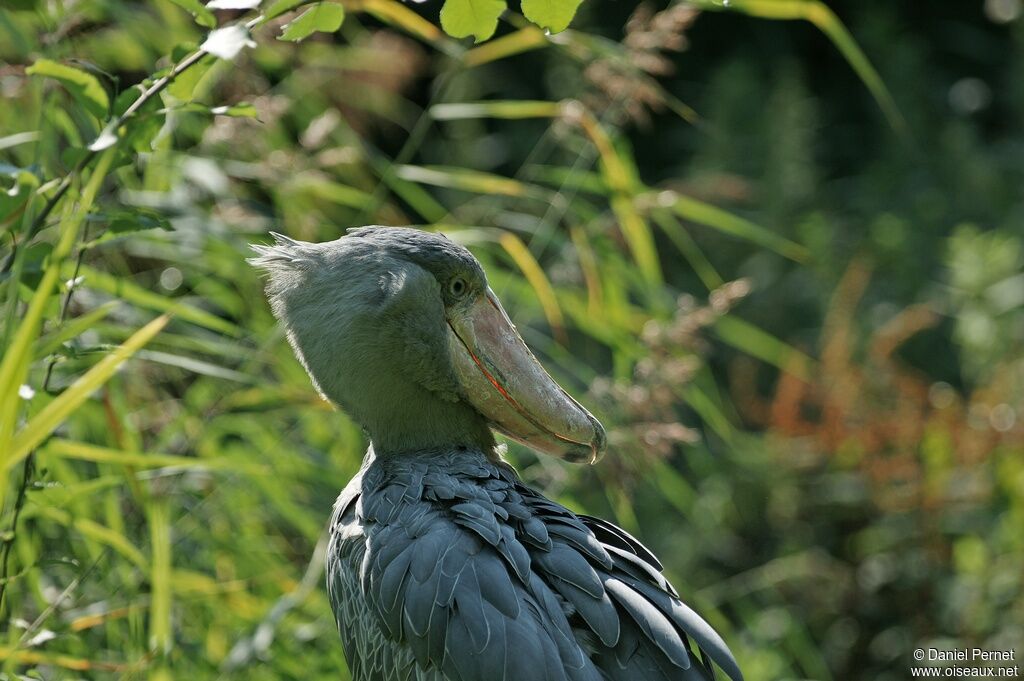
[[338, 451, 741, 681]]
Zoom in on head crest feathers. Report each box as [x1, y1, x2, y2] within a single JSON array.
[[248, 232, 317, 274]]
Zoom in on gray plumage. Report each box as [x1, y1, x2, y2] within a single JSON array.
[[251, 227, 743, 681]]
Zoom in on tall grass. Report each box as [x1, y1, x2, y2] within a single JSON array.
[[1, 1, 1020, 679]]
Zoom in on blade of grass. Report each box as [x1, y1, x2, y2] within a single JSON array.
[[430, 100, 562, 121], [394, 165, 549, 200], [682, 383, 735, 445], [36, 506, 149, 571], [0, 647, 134, 672], [528, 165, 607, 195], [136, 350, 256, 384], [647, 190, 810, 262], [148, 495, 172, 654], [1, 314, 171, 486], [0, 149, 115, 454], [713, 315, 815, 380], [498, 232, 566, 344], [463, 26, 550, 67], [72, 265, 239, 336], [688, 0, 904, 135], [284, 175, 375, 210], [573, 108, 662, 288], [40, 438, 263, 473], [362, 146, 449, 223], [347, 0, 451, 50], [35, 302, 119, 358], [568, 225, 604, 318], [650, 209, 724, 290]]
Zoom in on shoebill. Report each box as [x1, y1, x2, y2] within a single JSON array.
[[250, 226, 742, 681]]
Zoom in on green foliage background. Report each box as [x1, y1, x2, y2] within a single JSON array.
[[1, 0, 1022, 679]]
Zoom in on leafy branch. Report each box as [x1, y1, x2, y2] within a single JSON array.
[[0, 4, 290, 619]]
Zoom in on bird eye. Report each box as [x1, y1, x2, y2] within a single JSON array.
[[448, 276, 468, 298]]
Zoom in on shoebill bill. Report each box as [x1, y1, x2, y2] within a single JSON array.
[[250, 226, 742, 681]]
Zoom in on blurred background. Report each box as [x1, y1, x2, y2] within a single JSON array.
[[1, 0, 1022, 678]]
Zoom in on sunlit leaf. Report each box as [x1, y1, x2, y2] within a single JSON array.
[[521, 0, 582, 33], [210, 102, 258, 117], [201, 25, 256, 60], [395, 165, 546, 199], [207, 0, 261, 8], [430, 100, 560, 120], [166, 46, 214, 101], [26, 59, 110, 120], [354, 0, 446, 44], [499, 233, 565, 342], [88, 123, 119, 151], [0, 131, 40, 151], [149, 497, 173, 653], [463, 25, 549, 66], [279, 3, 345, 42], [439, 0, 505, 42]]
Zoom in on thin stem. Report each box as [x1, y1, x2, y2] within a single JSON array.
[[0, 225, 91, 616], [0, 44, 210, 275]]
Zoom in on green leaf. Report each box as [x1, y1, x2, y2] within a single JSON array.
[[440, 0, 505, 42], [0, 164, 40, 225], [104, 209, 172, 234], [25, 59, 110, 120], [14, 242, 52, 290], [521, 0, 582, 33], [210, 102, 258, 117], [264, 0, 307, 19], [167, 0, 217, 27], [279, 3, 345, 41], [165, 47, 214, 102]]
